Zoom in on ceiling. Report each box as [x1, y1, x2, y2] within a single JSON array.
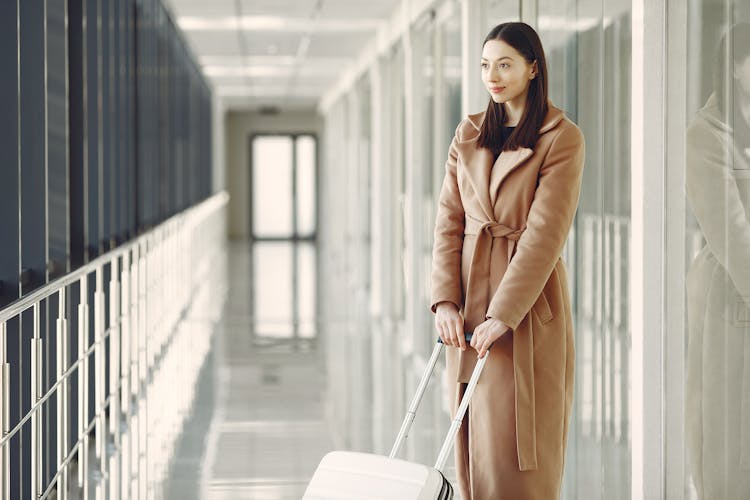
[[164, 0, 402, 112]]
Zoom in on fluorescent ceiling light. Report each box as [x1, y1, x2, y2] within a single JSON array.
[[178, 15, 380, 33], [204, 65, 338, 77], [199, 55, 350, 67], [216, 85, 324, 97]]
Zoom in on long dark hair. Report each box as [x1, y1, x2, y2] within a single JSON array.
[[476, 22, 549, 153]]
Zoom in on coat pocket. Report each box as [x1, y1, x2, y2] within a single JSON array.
[[532, 289, 554, 325]]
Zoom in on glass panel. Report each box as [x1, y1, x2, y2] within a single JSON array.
[[682, 3, 750, 499], [484, 0, 520, 31], [297, 242, 316, 338], [254, 242, 293, 338], [390, 42, 406, 319], [412, 14, 435, 355], [296, 135, 317, 236], [537, 1, 632, 498], [253, 136, 293, 237]]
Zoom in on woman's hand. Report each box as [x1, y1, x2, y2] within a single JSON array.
[[435, 302, 466, 350], [470, 318, 510, 359]]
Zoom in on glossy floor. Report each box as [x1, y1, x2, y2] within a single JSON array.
[[154, 241, 460, 499]]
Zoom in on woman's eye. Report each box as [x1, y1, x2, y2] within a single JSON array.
[[481, 63, 488, 68]]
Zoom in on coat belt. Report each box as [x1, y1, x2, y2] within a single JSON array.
[[462, 214, 540, 470], [462, 214, 525, 331]]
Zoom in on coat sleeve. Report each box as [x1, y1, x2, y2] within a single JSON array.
[[486, 123, 585, 329], [430, 121, 466, 313]]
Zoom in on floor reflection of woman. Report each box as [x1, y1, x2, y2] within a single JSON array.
[[685, 22, 750, 499]]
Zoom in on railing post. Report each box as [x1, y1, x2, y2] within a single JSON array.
[[138, 239, 148, 500], [130, 246, 140, 499], [94, 267, 106, 476], [78, 275, 89, 494], [1, 321, 9, 500], [57, 289, 68, 500], [109, 258, 120, 441], [108, 257, 120, 499], [121, 251, 130, 418], [31, 303, 43, 499]]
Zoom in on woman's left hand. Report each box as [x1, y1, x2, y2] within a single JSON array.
[[470, 318, 511, 359]]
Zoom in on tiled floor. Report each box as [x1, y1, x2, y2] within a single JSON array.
[[156, 241, 460, 499]]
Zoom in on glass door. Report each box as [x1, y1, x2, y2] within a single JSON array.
[[249, 134, 318, 345]]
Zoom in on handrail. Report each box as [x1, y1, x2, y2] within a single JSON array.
[[0, 190, 228, 499], [0, 191, 228, 324]]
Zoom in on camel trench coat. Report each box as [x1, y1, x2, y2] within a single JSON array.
[[430, 102, 584, 499]]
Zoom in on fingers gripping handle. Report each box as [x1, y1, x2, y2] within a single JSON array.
[[437, 332, 473, 344]]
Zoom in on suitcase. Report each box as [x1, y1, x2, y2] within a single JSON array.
[[303, 333, 486, 500]]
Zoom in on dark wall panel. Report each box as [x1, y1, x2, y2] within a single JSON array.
[[69, 0, 86, 269], [19, 0, 48, 295], [48, 0, 70, 279], [86, 0, 102, 258], [0, 0, 19, 307]]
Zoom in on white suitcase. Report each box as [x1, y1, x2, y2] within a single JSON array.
[[303, 334, 486, 500]]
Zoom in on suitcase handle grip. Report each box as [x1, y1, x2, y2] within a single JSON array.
[[436, 332, 473, 344]]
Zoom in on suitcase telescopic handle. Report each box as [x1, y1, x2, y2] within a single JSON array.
[[389, 331, 492, 471], [437, 332, 473, 345]]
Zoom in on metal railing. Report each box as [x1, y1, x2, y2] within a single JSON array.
[[0, 192, 228, 499]]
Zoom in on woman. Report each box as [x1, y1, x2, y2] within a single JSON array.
[[685, 22, 750, 499], [430, 22, 584, 499]]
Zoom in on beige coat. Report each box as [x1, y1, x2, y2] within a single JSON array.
[[430, 102, 584, 499]]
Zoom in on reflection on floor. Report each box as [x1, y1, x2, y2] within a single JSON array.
[[156, 241, 460, 499]]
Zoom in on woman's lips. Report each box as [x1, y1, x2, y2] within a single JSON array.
[[490, 86, 505, 93]]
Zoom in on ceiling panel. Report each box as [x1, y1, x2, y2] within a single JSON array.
[[318, 0, 400, 19], [184, 30, 241, 56], [167, 0, 401, 112], [244, 32, 305, 57], [305, 31, 374, 58]]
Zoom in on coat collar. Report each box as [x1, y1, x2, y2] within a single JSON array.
[[456, 103, 566, 220]]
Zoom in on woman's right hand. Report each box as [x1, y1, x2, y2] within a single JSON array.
[[435, 302, 466, 350]]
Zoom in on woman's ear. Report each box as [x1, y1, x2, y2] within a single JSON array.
[[530, 60, 538, 79]]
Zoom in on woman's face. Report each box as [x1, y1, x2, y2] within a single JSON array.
[[481, 39, 536, 108]]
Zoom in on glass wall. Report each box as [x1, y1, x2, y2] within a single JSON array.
[[317, 0, 639, 497], [670, 1, 750, 498], [535, 1, 633, 499]]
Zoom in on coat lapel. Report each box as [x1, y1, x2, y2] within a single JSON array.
[[455, 141, 494, 220], [458, 104, 566, 214], [489, 148, 534, 207]]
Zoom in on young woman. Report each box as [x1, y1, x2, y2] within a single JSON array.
[[430, 22, 585, 499]]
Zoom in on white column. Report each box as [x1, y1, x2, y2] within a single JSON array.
[[461, 0, 486, 115], [630, 0, 666, 498], [664, 1, 688, 498]]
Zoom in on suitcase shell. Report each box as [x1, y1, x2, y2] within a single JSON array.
[[303, 334, 484, 500], [302, 451, 452, 500]]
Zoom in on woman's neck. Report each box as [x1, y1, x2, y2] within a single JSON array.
[[503, 100, 524, 127]]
